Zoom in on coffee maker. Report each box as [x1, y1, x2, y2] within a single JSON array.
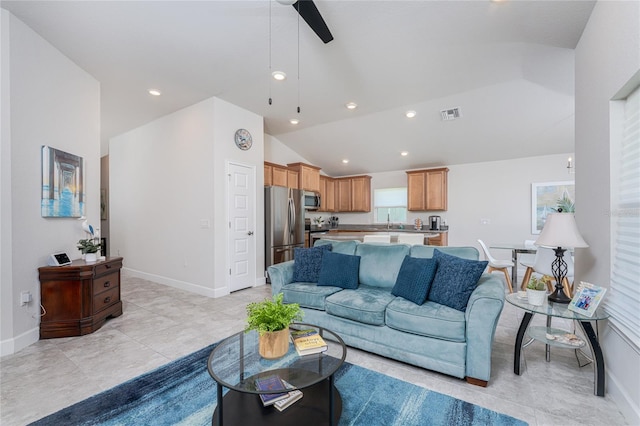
[[429, 215, 441, 231]]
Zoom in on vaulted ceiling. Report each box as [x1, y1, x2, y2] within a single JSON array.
[[2, 1, 595, 176]]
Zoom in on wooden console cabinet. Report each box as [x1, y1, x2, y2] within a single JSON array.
[[38, 257, 123, 339]]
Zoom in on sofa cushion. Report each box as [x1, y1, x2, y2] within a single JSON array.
[[325, 286, 396, 325], [391, 256, 438, 305], [385, 298, 466, 342], [410, 245, 479, 261], [355, 243, 410, 289], [428, 250, 488, 311], [314, 239, 359, 255], [282, 283, 343, 310], [292, 244, 332, 283], [317, 251, 361, 289]]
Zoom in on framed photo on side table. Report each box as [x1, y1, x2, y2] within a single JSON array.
[[568, 281, 607, 317]]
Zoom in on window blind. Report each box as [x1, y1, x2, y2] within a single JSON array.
[[607, 86, 640, 348], [374, 188, 407, 207]]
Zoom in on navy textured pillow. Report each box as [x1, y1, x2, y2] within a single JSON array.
[[317, 251, 360, 289], [428, 249, 488, 311], [391, 256, 438, 305], [293, 244, 332, 283]]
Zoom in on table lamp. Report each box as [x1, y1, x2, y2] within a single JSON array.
[[535, 213, 588, 303]]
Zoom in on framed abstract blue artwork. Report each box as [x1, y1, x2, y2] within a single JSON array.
[[41, 146, 85, 218]]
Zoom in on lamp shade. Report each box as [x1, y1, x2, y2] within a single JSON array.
[[535, 213, 589, 248]]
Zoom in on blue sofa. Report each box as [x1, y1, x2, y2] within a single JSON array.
[[267, 240, 505, 386]]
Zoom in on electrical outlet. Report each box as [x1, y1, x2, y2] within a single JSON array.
[[20, 291, 32, 306]]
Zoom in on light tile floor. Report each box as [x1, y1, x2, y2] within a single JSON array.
[[0, 272, 629, 425]]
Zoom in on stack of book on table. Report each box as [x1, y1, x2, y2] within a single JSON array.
[[291, 328, 328, 356], [255, 375, 303, 412]]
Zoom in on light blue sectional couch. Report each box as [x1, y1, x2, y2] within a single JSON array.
[[267, 239, 505, 386]]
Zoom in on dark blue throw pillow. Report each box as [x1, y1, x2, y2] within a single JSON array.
[[293, 244, 332, 283], [427, 250, 488, 311], [317, 251, 361, 289], [391, 256, 438, 305]]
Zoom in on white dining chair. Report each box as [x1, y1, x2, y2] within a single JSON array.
[[363, 234, 391, 243], [477, 239, 514, 293], [520, 246, 574, 296], [396, 233, 425, 245]]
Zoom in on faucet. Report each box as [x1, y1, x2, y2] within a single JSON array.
[[387, 213, 391, 230]]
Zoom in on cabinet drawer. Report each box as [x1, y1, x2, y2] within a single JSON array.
[[94, 262, 119, 277], [93, 272, 119, 296], [93, 286, 120, 312]]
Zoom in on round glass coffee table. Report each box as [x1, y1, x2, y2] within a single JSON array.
[[506, 293, 610, 396], [207, 323, 346, 426]]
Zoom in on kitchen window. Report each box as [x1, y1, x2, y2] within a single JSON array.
[[374, 187, 407, 224]]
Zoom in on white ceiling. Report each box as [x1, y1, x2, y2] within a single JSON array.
[[2, 0, 595, 176]]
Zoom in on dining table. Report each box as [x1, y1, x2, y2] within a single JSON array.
[[490, 243, 537, 287]]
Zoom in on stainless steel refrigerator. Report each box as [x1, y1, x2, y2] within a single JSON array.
[[265, 186, 304, 273]]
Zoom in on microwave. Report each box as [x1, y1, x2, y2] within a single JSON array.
[[303, 191, 321, 210]]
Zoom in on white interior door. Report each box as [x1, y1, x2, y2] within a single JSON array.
[[228, 162, 256, 292]]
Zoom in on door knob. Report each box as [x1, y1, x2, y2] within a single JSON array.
[[247, 231, 254, 236]]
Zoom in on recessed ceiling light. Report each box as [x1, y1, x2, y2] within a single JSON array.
[[272, 71, 287, 81], [405, 110, 416, 118], [345, 102, 358, 110], [148, 89, 161, 96], [401, 151, 409, 156], [289, 118, 299, 125], [342, 159, 349, 164]]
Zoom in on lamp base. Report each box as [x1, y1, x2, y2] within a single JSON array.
[[548, 288, 571, 304]]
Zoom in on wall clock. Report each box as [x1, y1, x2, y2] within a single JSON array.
[[234, 129, 252, 151]]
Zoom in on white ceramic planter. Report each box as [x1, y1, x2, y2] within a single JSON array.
[[85, 252, 98, 263], [527, 289, 547, 306]]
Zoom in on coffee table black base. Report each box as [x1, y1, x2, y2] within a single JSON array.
[[212, 378, 342, 426]]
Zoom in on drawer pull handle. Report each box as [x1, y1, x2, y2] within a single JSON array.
[[103, 281, 110, 288], [105, 265, 112, 269], [104, 296, 111, 303]]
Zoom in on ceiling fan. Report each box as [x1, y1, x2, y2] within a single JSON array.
[[278, 0, 334, 44]]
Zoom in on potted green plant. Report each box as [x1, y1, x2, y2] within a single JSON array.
[[245, 293, 303, 359], [526, 276, 547, 306], [77, 238, 101, 263]]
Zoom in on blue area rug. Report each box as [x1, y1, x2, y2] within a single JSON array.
[[30, 343, 526, 426]]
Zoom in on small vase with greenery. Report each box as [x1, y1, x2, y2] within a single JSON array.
[[526, 276, 547, 306], [246, 293, 303, 359], [77, 238, 101, 262]]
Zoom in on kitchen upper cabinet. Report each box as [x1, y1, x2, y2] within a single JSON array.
[[335, 175, 372, 212], [264, 163, 273, 186], [336, 178, 352, 212], [350, 175, 372, 212], [287, 162, 321, 192], [406, 168, 448, 211], [264, 162, 296, 189], [318, 175, 336, 212], [287, 169, 299, 189]]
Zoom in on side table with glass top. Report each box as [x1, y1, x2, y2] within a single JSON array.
[[207, 323, 346, 426], [506, 293, 610, 397]]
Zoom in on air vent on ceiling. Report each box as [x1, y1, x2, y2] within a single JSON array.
[[440, 107, 461, 121]]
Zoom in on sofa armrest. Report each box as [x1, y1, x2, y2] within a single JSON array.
[[267, 260, 295, 296], [464, 274, 505, 383]]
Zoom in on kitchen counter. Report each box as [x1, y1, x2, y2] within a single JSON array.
[[309, 224, 448, 234], [309, 225, 448, 245]]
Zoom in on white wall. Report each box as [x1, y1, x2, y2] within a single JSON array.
[[575, 1, 640, 423], [332, 153, 573, 249], [0, 11, 100, 356], [109, 97, 264, 298]]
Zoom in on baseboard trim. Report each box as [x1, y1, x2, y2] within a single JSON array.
[[0, 326, 39, 357], [608, 368, 640, 425], [123, 268, 219, 298]]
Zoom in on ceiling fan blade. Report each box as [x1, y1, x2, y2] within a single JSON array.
[[292, 0, 334, 44]]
